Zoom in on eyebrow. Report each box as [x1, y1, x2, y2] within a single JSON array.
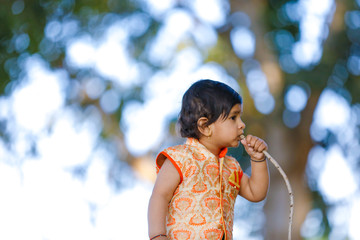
[[230, 110, 241, 115]]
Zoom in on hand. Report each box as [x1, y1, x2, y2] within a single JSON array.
[[240, 135, 268, 161]]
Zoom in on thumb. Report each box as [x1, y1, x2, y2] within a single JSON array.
[[240, 138, 251, 153]]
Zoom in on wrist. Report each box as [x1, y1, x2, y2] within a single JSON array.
[[150, 234, 167, 240], [250, 157, 267, 162]]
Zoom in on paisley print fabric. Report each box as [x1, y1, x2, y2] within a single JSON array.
[[156, 138, 243, 240]]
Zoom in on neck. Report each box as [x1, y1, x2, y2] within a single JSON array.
[[198, 137, 221, 157]]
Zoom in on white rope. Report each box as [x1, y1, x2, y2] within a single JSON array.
[[263, 150, 294, 240], [241, 135, 294, 240]]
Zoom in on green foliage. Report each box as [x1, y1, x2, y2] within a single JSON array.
[[0, 0, 45, 94], [1, 0, 359, 238]]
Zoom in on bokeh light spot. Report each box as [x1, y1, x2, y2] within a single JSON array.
[[14, 33, 30, 53], [45, 20, 62, 42], [246, 69, 268, 94], [66, 36, 96, 68], [319, 145, 357, 203], [284, 85, 308, 112], [253, 92, 275, 115], [301, 209, 324, 238], [279, 54, 299, 73], [283, 109, 301, 128], [11, 0, 24, 15], [231, 27, 255, 59], [189, 0, 229, 27], [85, 78, 106, 100], [99, 89, 120, 114], [347, 55, 360, 76], [313, 89, 351, 132]]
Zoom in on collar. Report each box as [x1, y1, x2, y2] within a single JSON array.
[[185, 138, 228, 158]]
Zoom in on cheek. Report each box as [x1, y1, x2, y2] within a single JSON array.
[[223, 124, 236, 134], [230, 122, 238, 130]]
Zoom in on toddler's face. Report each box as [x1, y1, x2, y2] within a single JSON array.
[[210, 104, 245, 148]]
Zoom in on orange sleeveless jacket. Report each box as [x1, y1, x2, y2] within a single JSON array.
[[156, 138, 243, 240]]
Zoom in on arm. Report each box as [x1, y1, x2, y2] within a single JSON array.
[[148, 158, 180, 239], [239, 135, 269, 202]]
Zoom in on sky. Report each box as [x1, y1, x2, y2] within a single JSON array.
[[0, 0, 359, 239]]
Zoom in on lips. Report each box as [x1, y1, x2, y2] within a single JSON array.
[[236, 134, 244, 141]]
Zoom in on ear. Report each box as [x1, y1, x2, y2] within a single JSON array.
[[197, 117, 212, 137]]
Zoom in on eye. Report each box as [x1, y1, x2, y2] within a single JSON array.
[[230, 116, 236, 120]]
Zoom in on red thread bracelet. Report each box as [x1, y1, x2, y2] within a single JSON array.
[[150, 234, 167, 240]]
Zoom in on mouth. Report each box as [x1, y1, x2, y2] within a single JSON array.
[[236, 133, 245, 141]]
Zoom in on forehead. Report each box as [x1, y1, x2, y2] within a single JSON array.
[[230, 103, 242, 113]]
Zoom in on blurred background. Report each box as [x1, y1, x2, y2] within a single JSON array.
[[0, 0, 359, 239]]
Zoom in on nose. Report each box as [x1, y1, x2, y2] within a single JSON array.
[[238, 119, 245, 129]]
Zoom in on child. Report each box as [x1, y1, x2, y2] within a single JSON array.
[[148, 79, 269, 240]]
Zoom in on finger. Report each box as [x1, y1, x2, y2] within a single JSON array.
[[253, 138, 263, 151], [246, 135, 260, 151], [257, 143, 267, 153], [246, 135, 267, 152], [240, 138, 254, 154], [245, 134, 253, 143], [245, 135, 256, 149]]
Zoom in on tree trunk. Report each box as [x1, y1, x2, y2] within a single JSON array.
[[229, 1, 321, 239]]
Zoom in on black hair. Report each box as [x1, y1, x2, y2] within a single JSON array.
[[178, 79, 242, 139]]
